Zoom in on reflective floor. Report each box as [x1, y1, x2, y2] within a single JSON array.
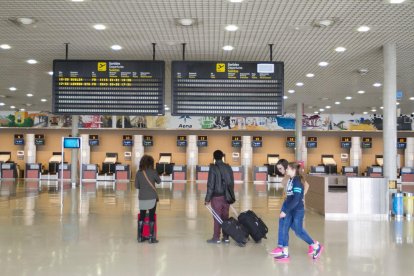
[[1, 179, 413, 275]]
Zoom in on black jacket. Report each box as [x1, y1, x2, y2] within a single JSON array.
[[205, 160, 235, 202]]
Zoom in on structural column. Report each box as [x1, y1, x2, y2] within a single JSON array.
[[24, 134, 36, 164], [383, 43, 397, 181], [80, 134, 90, 164], [350, 137, 362, 168], [241, 136, 252, 182], [186, 135, 198, 181], [133, 135, 144, 173], [405, 137, 414, 167], [71, 115, 79, 185], [295, 103, 303, 162]]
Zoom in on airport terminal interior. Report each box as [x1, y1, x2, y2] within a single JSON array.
[[1, 0, 414, 275]]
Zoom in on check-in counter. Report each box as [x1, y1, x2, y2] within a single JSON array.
[[25, 163, 42, 179], [172, 165, 187, 182], [58, 163, 71, 180], [231, 166, 244, 183], [401, 167, 414, 183], [1, 163, 17, 179], [115, 164, 130, 181], [196, 165, 210, 182], [253, 166, 268, 183], [306, 175, 388, 219], [82, 164, 98, 181]]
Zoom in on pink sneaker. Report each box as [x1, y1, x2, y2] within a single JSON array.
[[270, 247, 284, 256], [308, 245, 314, 255]]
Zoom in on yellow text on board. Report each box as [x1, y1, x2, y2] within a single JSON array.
[[98, 62, 107, 72], [216, 63, 225, 72]]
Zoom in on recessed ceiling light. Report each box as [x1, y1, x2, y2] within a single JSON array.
[[409, 97, 414, 100], [296, 82, 304, 87], [176, 18, 196, 26], [288, 89, 295, 94], [313, 18, 336, 28], [111, 45, 122, 50], [0, 44, 11, 50], [335, 101, 341, 105], [318, 61, 329, 67], [396, 102, 400, 105], [335, 47, 346, 52], [306, 73, 315, 78], [222, 45, 234, 51], [20, 108, 25, 111], [380, 106, 384, 109], [26, 93, 33, 97], [345, 96, 352, 100], [325, 105, 331, 109], [357, 90, 365, 94], [71, 0, 85, 2], [371, 109, 377, 112], [9, 87, 17, 91], [283, 95, 288, 99], [363, 111, 368, 114], [319, 108, 325, 112], [10, 105, 15, 109], [228, 0, 244, 3], [314, 111, 319, 114], [357, 26, 370, 32], [165, 107, 170, 111], [41, 98, 47, 102], [0, 102, 5, 106], [373, 83, 382, 87], [93, 24, 106, 30], [25, 103, 32, 107], [389, 0, 406, 3], [48, 71, 53, 75], [27, 59, 38, 64], [15, 17, 36, 25], [225, 24, 239, 31]]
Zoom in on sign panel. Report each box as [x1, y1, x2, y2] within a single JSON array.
[[397, 137, 407, 149], [306, 137, 317, 148], [143, 135, 153, 147], [232, 136, 242, 147], [35, 134, 45, 146], [172, 61, 284, 116], [286, 136, 295, 148], [341, 137, 352, 149], [362, 137, 372, 149], [251, 136, 263, 148], [177, 135, 187, 147], [197, 135, 208, 147], [53, 60, 165, 115]]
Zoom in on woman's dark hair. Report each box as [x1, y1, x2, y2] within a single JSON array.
[[139, 155, 155, 171], [288, 162, 306, 184], [276, 159, 289, 170]]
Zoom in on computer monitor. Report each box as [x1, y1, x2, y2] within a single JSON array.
[[63, 137, 81, 149]]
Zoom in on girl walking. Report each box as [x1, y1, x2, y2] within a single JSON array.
[[274, 162, 323, 260]]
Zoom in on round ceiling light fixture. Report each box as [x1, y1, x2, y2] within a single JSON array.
[[296, 82, 304, 87], [225, 24, 239, 31], [288, 89, 295, 94], [0, 44, 11, 50], [313, 18, 336, 28], [26, 59, 38, 64], [222, 45, 234, 51], [335, 101, 341, 105], [318, 61, 329, 67], [9, 87, 17, 91], [335, 47, 346, 52], [306, 73, 315, 78], [176, 18, 198, 26], [357, 25, 370, 32], [357, 90, 365, 94], [111, 45, 122, 50], [93, 24, 106, 30], [345, 96, 352, 100], [373, 83, 382, 87]]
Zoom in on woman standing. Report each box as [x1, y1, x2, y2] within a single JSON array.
[[135, 155, 161, 244], [274, 162, 323, 261]]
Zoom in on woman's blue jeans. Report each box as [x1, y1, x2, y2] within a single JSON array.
[[278, 209, 314, 247]]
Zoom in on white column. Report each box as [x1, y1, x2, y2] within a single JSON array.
[[112, 116, 117, 128], [133, 135, 144, 172], [405, 137, 414, 167], [241, 136, 252, 182], [383, 43, 398, 180], [295, 103, 303, 161], [71, 115, 79, 185], [80, 134, 90, 164], [350, 137, 362, 167], [186, 135, 198, 169], [24, 134, 36, 163], [301, 136, 307, 168]]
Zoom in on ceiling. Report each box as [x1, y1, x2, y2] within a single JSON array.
[[0, 0, 413, 115]]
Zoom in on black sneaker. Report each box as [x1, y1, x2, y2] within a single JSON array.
[[206, 238, 221, 244], [221, 237, 230, 243]]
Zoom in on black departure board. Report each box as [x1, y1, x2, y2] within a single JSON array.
[[172, 61, 284, 116], [52, 60, 165, 115]]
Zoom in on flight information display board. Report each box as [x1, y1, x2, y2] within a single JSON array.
[[53, 60, 165, 115], [172, 61, 284, 116]]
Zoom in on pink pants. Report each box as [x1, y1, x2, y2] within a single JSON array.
[[211, 196, 230, 239]]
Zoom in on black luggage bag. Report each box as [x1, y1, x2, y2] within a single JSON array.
[[206, 205, 249, 246], [238, 210, 268, 242]]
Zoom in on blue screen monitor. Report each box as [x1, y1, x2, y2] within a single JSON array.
[[123, 139, 133, 147], [177, 140, 187, 147], [397, 142, 406, 149], [341, 142, 351, 149], [14, 138, 25, 145], [232, 140, 242, 148], [197, 140, 208, 147], [286, 141, 295, 148], [63, 137, 81, 149], [251, 141, 263, 148], [89, 139, 99, 146], [306, 141, 317, 148]]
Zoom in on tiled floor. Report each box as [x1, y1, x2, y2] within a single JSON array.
[[0, 179, 413, 275]]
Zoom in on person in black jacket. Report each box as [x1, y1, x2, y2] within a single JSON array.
[[205, 150, 235, 244]]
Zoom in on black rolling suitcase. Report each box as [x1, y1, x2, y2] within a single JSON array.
[[238, 210, 268, 242], [206, 205, 249, 246]]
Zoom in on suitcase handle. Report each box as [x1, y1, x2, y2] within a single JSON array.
[[205, 204, 223, 224]]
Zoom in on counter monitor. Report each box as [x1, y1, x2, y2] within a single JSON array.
[[89, 135, 99, 147], [286, 136, 296, 148], [172, 61, 284, 116], [232, 136, 242, 147], [143, 136, 153, 147], [197, 136, 208, 147], [123, 135, 133, 147], [35, 134, 45, 146], [341, 137, 352, 149], [177, 135, 187, 147], [53, 60, 165, 115], [362, 137, 372, 149], [397, 137, 407, 149], [306, 137, 317, 148], [251, 136, 263, 148], [14, 134, 24, 146], [63, 137, 81, 149]]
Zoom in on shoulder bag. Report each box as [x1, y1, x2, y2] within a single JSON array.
[[143, 170, 159, 202]]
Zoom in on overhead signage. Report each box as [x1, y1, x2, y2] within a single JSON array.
[[53, 60, 165, 115], [286, 136, 296, 148], [362, 137, 372, 149], [172, 61, 284, 116], [397, 137, 407, 149], [34, 134, 45, 146], [197, 135, 208, 147], [177, 135, 187, 147], [232, 136, 242, 147], [306, 137, 317, 148], [251, 136, 263, 148], [341, 137, 352, 149], [143, 136, 153, 147]]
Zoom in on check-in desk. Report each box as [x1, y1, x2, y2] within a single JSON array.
[[82, 164, 98, 181], [196, 165, 210, 182], [401, 167, 414, 192], [115, 164, 130, 181], [172, 165, 187, 182], [253, 166, 268, 183], [231, 166, 244, 183], [58, 163, 71, 180], [25, 163, 42, 179], [1, 163, 17, 179], [306, 175, 388, 219], [342, 166, 358, 177]]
